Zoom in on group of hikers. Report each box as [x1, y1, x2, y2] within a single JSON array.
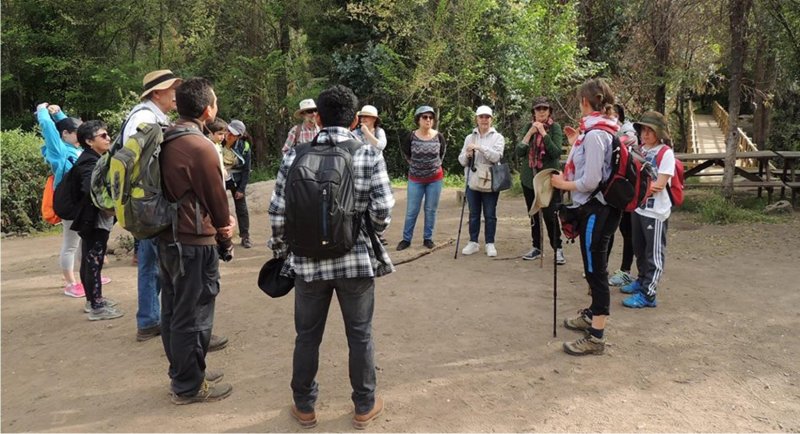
[[38, 68, 676, 428]]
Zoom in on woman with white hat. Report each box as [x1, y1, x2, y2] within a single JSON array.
[[282, 99, 320, 154], [457, 105, 505, 257], [397, 105, 447, 251], [352, 105, 387, 153]]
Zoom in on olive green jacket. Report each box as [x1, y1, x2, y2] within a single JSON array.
[[515, 122, 564, 189]]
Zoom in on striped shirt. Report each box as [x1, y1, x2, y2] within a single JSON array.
[[268, 127, 395, 282]]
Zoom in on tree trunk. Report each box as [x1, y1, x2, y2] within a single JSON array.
[[722, 0, 753, 199], [752, 31, 775, 150]]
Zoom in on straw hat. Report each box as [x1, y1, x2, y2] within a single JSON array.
[[140, 69, 182, 99], [293, 99, 318, 118], [529, 168, 559, 216], [357, 105, 380, 119]]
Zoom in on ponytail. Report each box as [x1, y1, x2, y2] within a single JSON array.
[[579, 78, 616, 115]]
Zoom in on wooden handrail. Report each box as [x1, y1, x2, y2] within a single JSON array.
[[688, 100, 698, 154], [711, 100, 773, 169]]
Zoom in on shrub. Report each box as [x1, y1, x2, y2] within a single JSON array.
[[1, 130, 51, 234]]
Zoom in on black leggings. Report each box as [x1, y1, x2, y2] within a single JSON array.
[[79, 229, 109, 309], [578, 200, 622, 317], [522, 184, 562, 250], [607, 211, 633, 272]]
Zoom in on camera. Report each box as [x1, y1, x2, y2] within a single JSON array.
[[217, 237, 234, 262]]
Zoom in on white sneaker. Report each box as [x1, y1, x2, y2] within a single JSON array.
[[556, 248, 566, 265], [486, 243, 497, 257], [461, 241, 480, 255]]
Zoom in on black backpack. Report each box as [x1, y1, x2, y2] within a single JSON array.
[[284, 137, 364, 259], [53, 158, 83, 221]]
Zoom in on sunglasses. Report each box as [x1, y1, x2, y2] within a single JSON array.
[[93, 132, 110, 140], [420, 115, 435, 121], [302, 109, 317, 115]]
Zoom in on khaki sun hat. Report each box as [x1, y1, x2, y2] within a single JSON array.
[[633, 110, 671, 142], [529, 168, 559, 217], [357, 105, 380, 119], [140, 69, 182, 99], [294, 99, 318, 118]]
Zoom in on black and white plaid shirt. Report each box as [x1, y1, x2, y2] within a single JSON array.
[[268, 126, 395, 282]]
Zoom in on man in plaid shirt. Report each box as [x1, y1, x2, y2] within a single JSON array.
[[268, 85, 394, 429]]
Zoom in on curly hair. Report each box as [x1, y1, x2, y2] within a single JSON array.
[[317, 85, 358, 128]]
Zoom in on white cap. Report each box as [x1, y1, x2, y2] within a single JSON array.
[[476, 105, 493, 117]]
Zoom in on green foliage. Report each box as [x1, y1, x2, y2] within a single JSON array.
[[678, 189, 782, 224], [0, 130, 51, 234]]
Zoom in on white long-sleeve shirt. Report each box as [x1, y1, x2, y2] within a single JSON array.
[[458, 127, 505, 175]]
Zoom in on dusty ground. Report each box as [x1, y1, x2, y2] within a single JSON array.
[[2, 182, 800, 432]]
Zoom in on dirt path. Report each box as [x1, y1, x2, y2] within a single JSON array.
[[2, 182, 799, 432]]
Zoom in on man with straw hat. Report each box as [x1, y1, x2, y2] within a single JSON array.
[[282, 98, 320, 154]]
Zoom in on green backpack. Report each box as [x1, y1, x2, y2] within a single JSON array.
[[103, 123, 201, 239]]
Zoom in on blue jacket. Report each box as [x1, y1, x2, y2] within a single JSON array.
[[38, 107, 82, 187]]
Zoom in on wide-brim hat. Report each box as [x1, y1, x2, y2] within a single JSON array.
[[140, 69, 182, 99], [357, 105, 380, 119], [294, 99, 318, 118], [257, 258, 294, 298], [529, 168, 559, 217], [634, 110, 671, 141]]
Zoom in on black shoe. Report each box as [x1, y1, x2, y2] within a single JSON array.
[[396, 240, 411, 251], [241, 237, 252, 249], [208, 334, 229, 352], [423, 239, 435, 249], [136, 324, 161, 342]]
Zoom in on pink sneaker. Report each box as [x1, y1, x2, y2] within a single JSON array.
[[64, 282, 85, 298], [101, 276, 112, 285]]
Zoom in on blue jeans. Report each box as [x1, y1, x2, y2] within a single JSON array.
[[466, 187, 499, 243], [292, 277, 376, 415], [137, 238, 161, 329], [402, 179, 443, 242]]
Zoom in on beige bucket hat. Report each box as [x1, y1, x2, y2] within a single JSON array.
[[294, 99, 318, 118], [140, 69, 182, 99], [529, 168, 559, 217]]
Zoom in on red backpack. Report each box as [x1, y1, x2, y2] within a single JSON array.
[[656, 145, 684, 206], [588, 126, 649, 212]]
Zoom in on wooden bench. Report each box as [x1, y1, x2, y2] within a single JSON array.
[[686, 180, 786, 202], [786, 182, 800, 207]]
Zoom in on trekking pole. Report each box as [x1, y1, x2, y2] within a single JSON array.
[[540, 213, 545, 269], [553, 207, 558, 338], [454, 156, 473, 259]]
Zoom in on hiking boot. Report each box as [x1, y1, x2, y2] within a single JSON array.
[[208, 334, 229, 352], [622, 292, 657, 309], [64, 282, 85, 298], [353, 396, 384, 430], [564, 309, 592, 332], [555, 248, 566, 265], [101, 276, 112, 285], [522, 247, 542, 261], [423, 239, 435, 249], [396, 240, 411, 251], [291, 405, 318, 429], [609, 270, 634, 287], [171, 380, 233, 405], [461, 241, 479, 255], [137, 324, 161, 342], [205, 369, 224, 383], [620, 280, 642, 294], [563, 334, 606, 356], [485, 243, 497, 257], [84, 297, 118, 313], [241, 237, 252, 249], [87, 305, 124, 321]]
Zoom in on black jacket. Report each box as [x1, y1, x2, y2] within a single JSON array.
[[69, 148, 102, 235]]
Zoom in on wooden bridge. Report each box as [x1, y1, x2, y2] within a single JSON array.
[[677, 101, 800, 204]]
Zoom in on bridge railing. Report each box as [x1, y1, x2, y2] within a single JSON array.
[[688, 100, 698, 154], [711, 101, 762, 168]]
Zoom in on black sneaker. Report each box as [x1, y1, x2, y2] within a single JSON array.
[[241, 237, 252, 249], [423, 239, 435, 249], [522, 247, 542, 261], [137, 324, 161, 342], [396, 240, 411, 251], [208, 334, 229, 352]]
